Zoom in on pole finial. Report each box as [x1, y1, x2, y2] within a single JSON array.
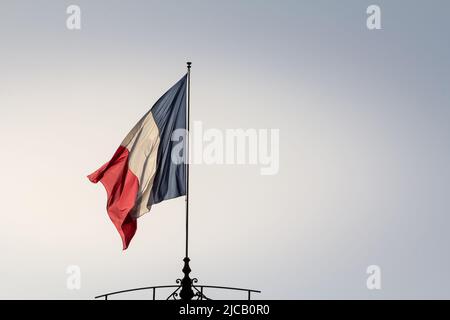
[[187, 61, 192, 69]]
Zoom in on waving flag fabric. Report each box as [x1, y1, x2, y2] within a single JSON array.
[[88, 75, 187, 249]]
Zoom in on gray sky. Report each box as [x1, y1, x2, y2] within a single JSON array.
[[1, 0, 449, 299]]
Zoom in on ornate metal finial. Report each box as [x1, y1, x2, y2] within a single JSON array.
[[187, 62, 192, 69], [179, 257, 194, 300]]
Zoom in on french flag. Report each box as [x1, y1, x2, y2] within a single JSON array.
[[88, 75, 187, 249]]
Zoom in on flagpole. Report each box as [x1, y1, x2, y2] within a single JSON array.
[[180, 61, 194, 301], [186, 61, 191, 259]]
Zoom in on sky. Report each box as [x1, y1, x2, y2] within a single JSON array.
[[1, 0, 450, 299]]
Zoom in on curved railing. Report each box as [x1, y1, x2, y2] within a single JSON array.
[[95, 284, 261, 300]]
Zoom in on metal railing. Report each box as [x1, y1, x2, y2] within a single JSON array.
[[95, 284, 261, 300]]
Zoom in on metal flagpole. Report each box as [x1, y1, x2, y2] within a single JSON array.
[[186, 61, 191, 259], [179, 62, 194, 300]]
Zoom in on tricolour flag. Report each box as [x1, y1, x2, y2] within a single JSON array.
[[88, 75, 187, 249]]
